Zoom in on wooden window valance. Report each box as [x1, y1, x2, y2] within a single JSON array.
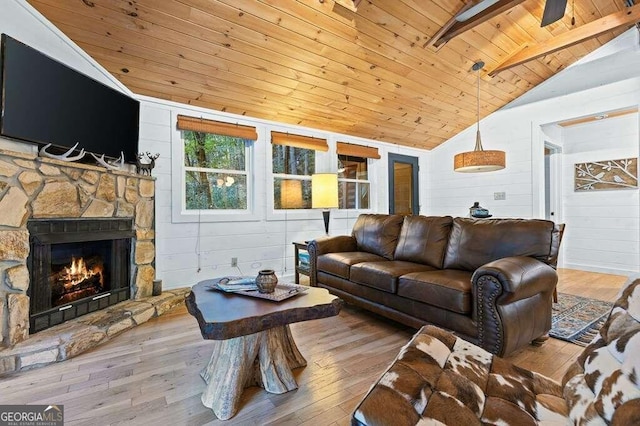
[[271, 131, 328, 152], [337, 142, 380, 159], [177, 115, 258, 140]]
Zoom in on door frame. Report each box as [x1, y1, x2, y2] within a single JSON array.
[[388, 153, 419, 215], [544, 142, 563, 222]]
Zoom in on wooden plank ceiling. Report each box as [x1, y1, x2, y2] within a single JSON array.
[[27, 0, 631, 150]]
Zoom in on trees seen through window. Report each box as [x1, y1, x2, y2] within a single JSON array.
[[183, 130, 249, 210]]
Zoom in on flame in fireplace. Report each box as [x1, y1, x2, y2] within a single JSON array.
[[61, 256, 103, 287], [49, 254, 106, 308]]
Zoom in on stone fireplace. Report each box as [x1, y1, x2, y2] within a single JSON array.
[[0, 148, 156, 349], [27, 218, 134, 333]]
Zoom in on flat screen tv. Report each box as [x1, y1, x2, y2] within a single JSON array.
[[0, 34, 139, 162]]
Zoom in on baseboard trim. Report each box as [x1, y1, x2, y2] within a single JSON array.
[[562, 263, 638, 277]]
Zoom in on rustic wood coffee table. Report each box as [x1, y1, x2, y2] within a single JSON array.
[[186, 279, 343, 420]]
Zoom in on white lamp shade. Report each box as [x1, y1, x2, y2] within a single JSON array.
[[280, 179, 303, 208], [312, 173, 339, 208]]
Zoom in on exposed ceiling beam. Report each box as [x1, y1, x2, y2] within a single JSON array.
[[426, 0, 526, 48], [557, 107, 638, 127], [490, 3, 640, 75], [333, 0, 358, 13], [331, 0, 361, 20]]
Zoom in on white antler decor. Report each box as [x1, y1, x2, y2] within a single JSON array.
[[91, 151, 125, 171], [39, 143, 85, 161]]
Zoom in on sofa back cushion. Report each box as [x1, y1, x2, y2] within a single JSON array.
[[443, 218, 556, 271], [394, 216, 453, 268], [562, 277, 640, 425], [352, 214, 404, 260]]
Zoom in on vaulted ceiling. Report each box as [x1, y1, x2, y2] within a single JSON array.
[[27, 0, 636, 150]]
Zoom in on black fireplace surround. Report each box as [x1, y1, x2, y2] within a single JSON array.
[[27, 218, 134, 333]]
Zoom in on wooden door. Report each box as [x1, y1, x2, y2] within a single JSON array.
[[388, 153, 419, 215]]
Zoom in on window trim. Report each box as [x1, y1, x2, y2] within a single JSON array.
[[265, 129, 332, 221], [271, 143, 316, 212], [337, 151, 373, 211], [171, 112, 260, 223]]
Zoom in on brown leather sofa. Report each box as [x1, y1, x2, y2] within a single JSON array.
[[308, 214, 564, 357]]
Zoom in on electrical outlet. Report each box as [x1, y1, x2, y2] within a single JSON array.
[[231, 257, 238, 267], [494, 192, 506, 200]]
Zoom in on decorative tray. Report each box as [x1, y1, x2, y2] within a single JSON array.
[[207, 277, 308, 302]]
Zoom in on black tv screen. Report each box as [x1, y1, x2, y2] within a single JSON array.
[[0, 34, 139, 162]]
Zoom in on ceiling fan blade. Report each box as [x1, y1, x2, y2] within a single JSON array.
[[455, 0, 500, 22], [540, 0, 568, 26]]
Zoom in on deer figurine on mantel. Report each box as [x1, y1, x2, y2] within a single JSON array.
[[136, 152, 160, 176]]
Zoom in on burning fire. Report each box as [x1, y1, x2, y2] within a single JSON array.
[[61, 256, 103, 287]]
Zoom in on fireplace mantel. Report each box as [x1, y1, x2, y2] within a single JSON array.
[[0, 148, 156, 349]]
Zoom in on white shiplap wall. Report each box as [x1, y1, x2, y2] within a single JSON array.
[[138, 97, 429, 289], [561, 113, 640, 275], [4, 0, 640, 284], [0, 0, 431, 290], [427, 78, 640, 271], [428, 28, 639, 212], [427, 30, 640, 272], [428, 80, 640, 212]]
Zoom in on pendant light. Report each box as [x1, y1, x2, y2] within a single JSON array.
[[453, 61, 505, 173]]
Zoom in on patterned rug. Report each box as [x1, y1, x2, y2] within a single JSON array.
[[550, 292, 614, 346]]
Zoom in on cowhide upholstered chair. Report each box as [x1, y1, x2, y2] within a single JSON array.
[[352, 278, 640, 425]]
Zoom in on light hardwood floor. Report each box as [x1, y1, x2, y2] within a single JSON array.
[[0, 269, 628, 425]]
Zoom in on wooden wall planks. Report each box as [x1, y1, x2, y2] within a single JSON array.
[[26, 0, 627, 149]]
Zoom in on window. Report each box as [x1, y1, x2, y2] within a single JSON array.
[[338, 155, 370, 209], [273, 145, 314, 209], [336, 142, 379, 210], [183, 131, 250, 210], [176, 115, 257, 213], [271, 131, 328, 210]]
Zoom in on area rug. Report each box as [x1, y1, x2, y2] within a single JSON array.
[[550, 293, 614, 346]]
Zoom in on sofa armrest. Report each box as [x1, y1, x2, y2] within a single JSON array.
[[474, 256, 558, 299], [308, 236, 357, 286], [472, 256, 558, 356], [309, 235, 357, 255]]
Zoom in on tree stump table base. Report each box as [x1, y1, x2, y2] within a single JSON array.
[[186, 279, 342, 420], [199, 325, 307, 420]]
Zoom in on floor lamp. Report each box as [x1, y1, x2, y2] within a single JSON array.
[[280, 179, 303, 276], [312, 173, 339, 235]]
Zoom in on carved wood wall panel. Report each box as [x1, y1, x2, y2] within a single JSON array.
[[574, 158, 638, 191]]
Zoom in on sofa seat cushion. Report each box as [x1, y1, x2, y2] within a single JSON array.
[[398, 269, 473, 314], [353, 325, 567, 426], [350, 261, 435, 293], [317, 251, 387, 280]]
